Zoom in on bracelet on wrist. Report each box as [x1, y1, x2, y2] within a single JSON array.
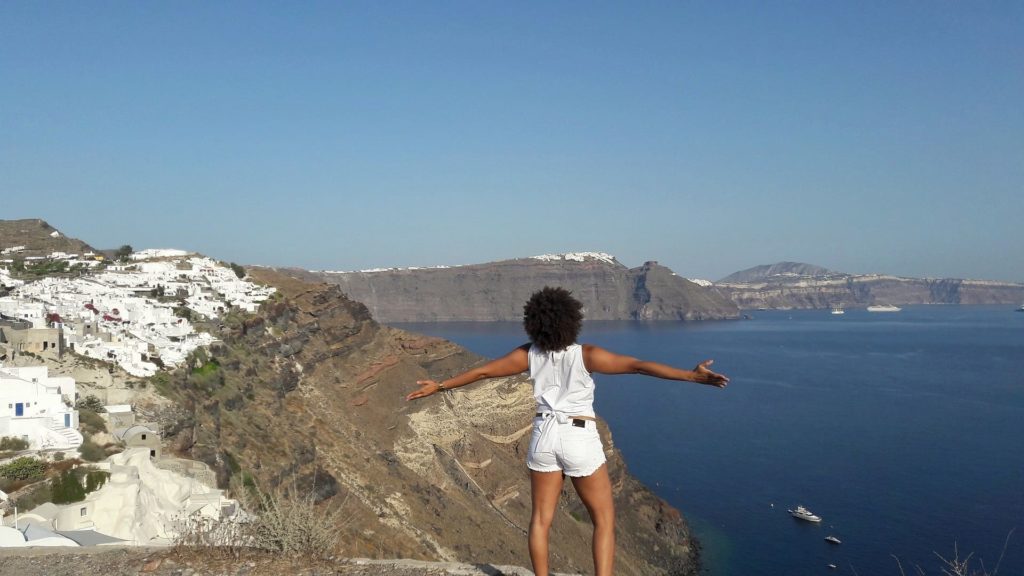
[[436, 381, 446, 392]]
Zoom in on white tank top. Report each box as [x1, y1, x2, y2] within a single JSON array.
[[528, 344, 597, 454], [528, 343, 596, 417]]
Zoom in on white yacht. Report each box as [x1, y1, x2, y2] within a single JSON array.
[[788, 505, 822, 522], [830, 305, 845, 315], [867, 304, 902, 312], [825, 535, 841, 544], [1016, 304, 1024, 312]]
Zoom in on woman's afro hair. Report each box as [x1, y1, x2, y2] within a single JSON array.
[[523, 286, 584, 352]]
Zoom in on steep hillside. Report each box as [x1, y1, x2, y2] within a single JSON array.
[[151, 270, 700, 575], [0, 219, 96, 257], [714, 262, 1024, 309], [286, 253, 739, 322]]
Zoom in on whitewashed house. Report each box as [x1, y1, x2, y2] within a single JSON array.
[[0, 298, 46, 328], [0, 365, 81, 450]]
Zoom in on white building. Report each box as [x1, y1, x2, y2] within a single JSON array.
[[0, 365, 81, 450], [0, 268, 24, 289], [0, 298, 46, 328]]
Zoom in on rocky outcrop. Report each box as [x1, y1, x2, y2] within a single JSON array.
[[155, 270, 700, 575], [714, 262, 1024, 309], [281, 253, 739, 322]]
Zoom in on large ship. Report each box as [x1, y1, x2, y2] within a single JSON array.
[[867, 304, 902, 312], [788, 505, 822, 522]]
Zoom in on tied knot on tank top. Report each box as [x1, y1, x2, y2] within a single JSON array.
[[534, 410, 573, 454]]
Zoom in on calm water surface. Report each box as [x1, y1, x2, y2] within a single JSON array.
[[395, 306, 1024, 575]]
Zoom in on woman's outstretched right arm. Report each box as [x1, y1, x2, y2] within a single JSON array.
[[406, 343, 531, 401], [582, 344, 729, 388]]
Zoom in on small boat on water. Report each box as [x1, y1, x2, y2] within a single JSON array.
[[867, 304, 902, 312], [825, 535, 841, 544], [827, 564, 837, 570], [788, 505, 822, 522], [830, 305, 845, 315], [1016, 304, 1024, 312]]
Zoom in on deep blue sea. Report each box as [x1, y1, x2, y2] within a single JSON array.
[[395, 306, 1024, 575]]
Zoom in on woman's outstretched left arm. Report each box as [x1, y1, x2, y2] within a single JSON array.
[[406, 343, 531, 401], [582, 344, 729, 388]]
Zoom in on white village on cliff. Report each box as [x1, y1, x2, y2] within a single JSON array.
[[0, 246, 274, 547]]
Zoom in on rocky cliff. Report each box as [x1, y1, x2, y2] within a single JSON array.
[[153, 269, 700, 575], [285, 253, 739, 322], [715, 262, 1024, 309]]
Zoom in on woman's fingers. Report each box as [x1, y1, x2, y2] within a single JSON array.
[[405, 380, 436, 401], [695, 359, 729, 387]]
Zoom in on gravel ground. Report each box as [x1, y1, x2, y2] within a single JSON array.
[[0, 548, 547, 576]]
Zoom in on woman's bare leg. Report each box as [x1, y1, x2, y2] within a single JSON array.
[[529, 470, 564, 576], [571, 464, 615, 576]]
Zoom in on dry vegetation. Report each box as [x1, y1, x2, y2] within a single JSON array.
[[174, 475, 350, 562], [889, 529, 1015, 576]]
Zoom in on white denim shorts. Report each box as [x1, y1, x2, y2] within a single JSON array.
[[527, 416, 607, 477]]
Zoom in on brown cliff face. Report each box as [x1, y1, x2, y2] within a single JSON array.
[[156, 270, 700, 576], [282, 255, 738, 322], [633, 262, 736, 320]]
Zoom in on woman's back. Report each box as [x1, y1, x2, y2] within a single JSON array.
[[528, 343, 596, 418]]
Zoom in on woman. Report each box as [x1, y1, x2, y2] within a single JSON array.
[[406, 286, 728, 576]]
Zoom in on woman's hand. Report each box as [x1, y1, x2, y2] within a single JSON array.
[[406, 380, 443, 401], [693, 359, 729, 388]]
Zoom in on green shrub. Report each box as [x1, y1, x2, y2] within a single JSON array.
[[150, 371, 173, 398], [0, 457, 48, 481], [75, 395, 106, 413], [191, 359, 220, 377], [51, 469, 86, 504], [78, 409, 107, 434], [115, 244, 133, 262], [85, 469, 110, 492], [0, 436, 29, 451]]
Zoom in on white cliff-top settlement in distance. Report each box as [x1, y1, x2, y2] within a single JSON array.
[[320, 251, 622, 274], [0, 250, 275, 377]]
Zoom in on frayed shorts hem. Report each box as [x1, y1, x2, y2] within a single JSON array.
[[526, 455, 607, 478]]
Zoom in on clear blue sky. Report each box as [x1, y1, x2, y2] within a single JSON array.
[[2, 2, 1022, 281]]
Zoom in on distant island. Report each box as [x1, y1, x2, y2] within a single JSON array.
[[712, 261, 1024, 310], [283, 252, 741, 322]]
